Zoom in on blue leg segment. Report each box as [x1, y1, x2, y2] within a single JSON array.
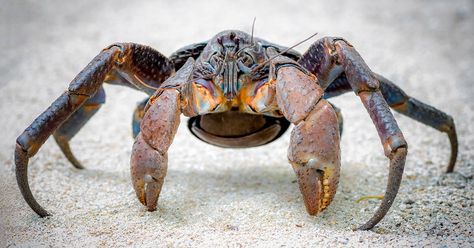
[[132, 98, 149, 138]]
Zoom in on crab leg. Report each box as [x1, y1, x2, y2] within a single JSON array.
[[339, 39, 408, 230], [15, 43, 174, 217], [130, 89, 181, 211], [52, 86, 106, 169], [131, 98, 149, 138], [274, 65, 341, 216], [299, 37, 409, 230], [130, 58, 195, 211], [322, 73, 457, 172], [376, 74, 457, 172]]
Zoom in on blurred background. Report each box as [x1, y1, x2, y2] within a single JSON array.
[[1, 0, 473, 247]]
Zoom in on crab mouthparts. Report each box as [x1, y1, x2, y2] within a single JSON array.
[[222, 60, 239, 100]]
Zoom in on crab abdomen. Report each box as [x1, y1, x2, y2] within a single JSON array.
[[187, 112, 290, 148]]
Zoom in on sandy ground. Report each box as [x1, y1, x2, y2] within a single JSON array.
[[1, 0, 473, 247]]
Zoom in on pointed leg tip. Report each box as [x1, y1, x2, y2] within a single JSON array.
[[71, 161, 85, 170], [38, 211, 52, 218], [446, 127, 458, 173], [54, 135, 86, 169], [354, 225, 371, 231], [146, 206, 157, 212], [445, 152, 457, 173]]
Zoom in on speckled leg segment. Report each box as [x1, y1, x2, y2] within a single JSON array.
[[15, 43, 174, 217]]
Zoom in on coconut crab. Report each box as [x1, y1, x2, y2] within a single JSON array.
[[15, 30, 458, 230]]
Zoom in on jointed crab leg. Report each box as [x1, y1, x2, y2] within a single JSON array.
[[15, 43, 174, 217], [376, 74, 457, 172], [53, 86, 106, 169], [130, 58, 196, 211], [272, 63, 341, 216], [130, 89, 181, 211], [323, 73, 458, 172], [299, 37, 409, 230], [336, 39, 409, 230], [132, 98, 149, 138]]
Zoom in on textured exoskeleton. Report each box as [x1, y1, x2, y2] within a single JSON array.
[[15, 30, 458, 230]]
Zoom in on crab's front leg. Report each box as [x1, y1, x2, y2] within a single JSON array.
[[273, 65, 341, 215], [130, 58, 197, 211], [130, 89, 181, 211], [300, 37, 409, 230]]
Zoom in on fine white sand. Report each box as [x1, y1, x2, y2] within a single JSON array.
[[1, 0, 473, 247]]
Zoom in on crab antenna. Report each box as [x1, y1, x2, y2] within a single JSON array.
[[236, 17, 258, 55], [251, 32, 318, 73], [250, 17, 256, 44]]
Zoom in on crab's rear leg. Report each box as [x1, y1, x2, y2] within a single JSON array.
[[15, 43, 174, 217]]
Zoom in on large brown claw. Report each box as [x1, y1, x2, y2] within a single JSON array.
[[293, 158, 340, 215], [294, 166, 323, 215], [130, 133, 167, 211]]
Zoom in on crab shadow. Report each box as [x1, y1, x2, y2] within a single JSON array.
[[141, 162, 379, 231], [32, 154, 462, 235]]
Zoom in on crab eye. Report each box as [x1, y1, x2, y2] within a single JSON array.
[[240, 53, 254, 66]]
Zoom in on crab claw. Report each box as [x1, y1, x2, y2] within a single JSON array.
[[293, 158, 340, 215], [130, 133, 168, 211]]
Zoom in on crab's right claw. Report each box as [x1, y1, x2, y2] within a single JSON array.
[[130, 133, 168, 211]]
